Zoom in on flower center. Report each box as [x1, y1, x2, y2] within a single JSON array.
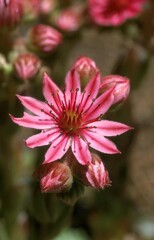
[[59, 109, 82, 135]]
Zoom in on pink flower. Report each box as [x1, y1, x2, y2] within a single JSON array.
[[100, 75, 130, 105], [29, 24, 62, 53], [0, 0, 23, 28], [34, 162, 73, 193], [55, 7, 82, 32], [39, 0, 55, 15], [88, 0, 146, 26], [10, 68, 131, 165], [13, 53, 41, 81]]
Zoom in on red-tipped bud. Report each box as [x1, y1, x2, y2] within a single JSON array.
[[29, 24, 62, 53], [55, 7, 82, 32], [0, 0, 23, 29], [72, 153, 111, 190], [14, 53, 41, 81], [100, 75, 130, 105], [34, 162, 73, 193], [86, 154, 111, 189], [72, 56, 99, 88]]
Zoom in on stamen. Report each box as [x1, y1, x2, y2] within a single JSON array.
[[51, 91, 62, 112], [63, 89, 68, 108], [56, 90, 63, 111], [77, 90, 86, 113], [40, 109, 52, 118], [83, 98, 95, 114], [73, 88, 79, 110]]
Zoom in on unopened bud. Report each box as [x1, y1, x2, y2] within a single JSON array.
[[28, 24, 62, 53], [0, 0, 23, 29], [100, 75, 130, 105], [34, 162, 73, 193], [72, 56, 99, 88], [86, 154, 111, 189], [14, 53, 41, 81]]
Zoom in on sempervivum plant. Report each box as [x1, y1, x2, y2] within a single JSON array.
[[10, 57, 131, 166]]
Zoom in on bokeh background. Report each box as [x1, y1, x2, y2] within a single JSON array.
[[0, 0, 154, 239]]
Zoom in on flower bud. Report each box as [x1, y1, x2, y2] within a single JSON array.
[[0, 0, 23, 29], [85, 154, 111, 189], [72, 56, 99, 87], [14, 53, 41, 81], [54, 7, 82, 32], [34, 162, 73, 193], [29, 24, 62, 53], [100, 75, 130, 105]]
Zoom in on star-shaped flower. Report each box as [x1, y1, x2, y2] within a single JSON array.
[[10, 69, 131, 165]]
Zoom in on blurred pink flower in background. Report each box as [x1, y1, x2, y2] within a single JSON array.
[[55, 6, 83, 32], [14, 53, 41, 81], [88, 0, 147, 26], [39, 0, 55, 15], [29, 24, 62, 53], [100, 75, 130, 105], [0, 0, 23, 28], [10, 62, 131, 166]]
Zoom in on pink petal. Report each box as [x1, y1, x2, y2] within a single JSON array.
[[71, 135, 92, 165], [83, 88, 114, 122], [16, 95, 50, 117], [65, 69, 81, 107], [26, 129, 61, 148], [43, 73, 63, 111], [78, 72, 101, 113], [86, 120, 132, 136], [81, 130, 120, 154], [44, 135, 70, 163], [10, 112, 55, 129]]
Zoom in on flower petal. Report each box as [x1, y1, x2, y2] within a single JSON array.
[[65, 69, 81, 107], [78, 72, 101, 113], [26, 129, 61, 148], [83, 88, 114, 122], [86, 120, 132, 136], [44, 135, 70, 163], [43, 73, 63, 111], [10, 112, 55, 129], [16, 95, 50, 117], [81, 130, 120, 154], [71, 135, 92, 165]]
